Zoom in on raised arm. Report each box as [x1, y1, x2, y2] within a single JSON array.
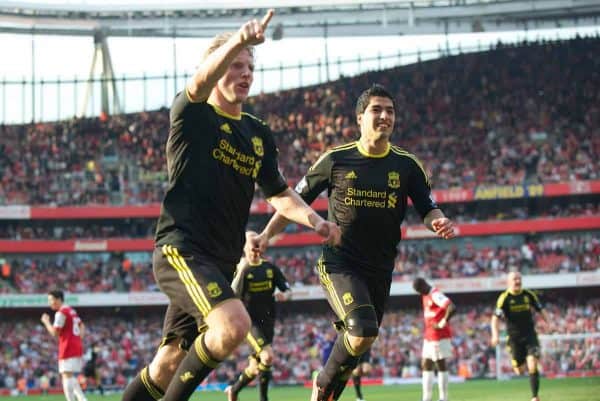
[[186, 9, 274, 102]]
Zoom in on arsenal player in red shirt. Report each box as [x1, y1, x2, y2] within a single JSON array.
[[41, 290, 87, 401], [413, 278, 456, 401]]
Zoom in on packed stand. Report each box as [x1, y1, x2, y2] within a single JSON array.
[[1, 37, 599, 206], [1, 198, 597, 240], [0, 299, 598, 393], [0, 232, 598, 293]]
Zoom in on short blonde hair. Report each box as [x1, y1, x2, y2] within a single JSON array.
[[201, 31, 255, 62]]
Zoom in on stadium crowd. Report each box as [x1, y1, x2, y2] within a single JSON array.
[[0, 300, 597, 393], [0, 232, 597, 293], [1, 37, 599, 206], [1, 199, 596, 240]]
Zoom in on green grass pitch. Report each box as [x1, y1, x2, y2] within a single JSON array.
[[4, 377, 599, 401]]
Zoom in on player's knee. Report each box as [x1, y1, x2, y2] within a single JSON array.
[[150, 345, 185, 388], [527, 361, 539, 375], [362, 364, 372, 376], [208, 300, 251, 346], [258, 345, 274, 366], [422, 359, 434, 371], [346, 335, 376, 355], [345, 306, 379, 343], [246, 362, 260, 377], [259, 349, 274, 366], [220, 317, 250, 347], [150, 360, 176, 385]]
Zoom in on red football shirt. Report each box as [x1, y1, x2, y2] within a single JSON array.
[[421, 288, 452, 341], [53, 305, 83, 359]]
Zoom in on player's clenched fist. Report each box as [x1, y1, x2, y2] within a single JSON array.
[[315, 220, 342, 246], [431, 217, 456, 240], [244, 230, 268, 259], [237, 9, 274, 46]]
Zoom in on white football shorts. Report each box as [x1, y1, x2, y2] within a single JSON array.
[[58, 357, 83, 373], [422, 338, 453, 361]]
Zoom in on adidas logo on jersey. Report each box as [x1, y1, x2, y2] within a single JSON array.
[[345, 171, 357, 179], [220, 123, 232, 134]]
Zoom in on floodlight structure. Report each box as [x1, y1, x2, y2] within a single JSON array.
[[80, 30, 121, 117]]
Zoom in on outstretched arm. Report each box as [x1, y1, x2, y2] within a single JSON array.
[[261, 211, 292, 242], [245, 188, 340, 258]]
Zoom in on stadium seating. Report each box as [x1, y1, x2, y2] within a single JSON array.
[[0, 37, 599, 206]]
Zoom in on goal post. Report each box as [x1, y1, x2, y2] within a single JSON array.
[[495, 332, 600, 380]]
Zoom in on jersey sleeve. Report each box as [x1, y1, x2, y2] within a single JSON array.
[[273, 265, 291, 292], [169, 90, 193, 125], [527, 289, 543, 311], [53, 311, 66, 329], [257, 128, 288, 198], [431, 289, 451, 308], [295, 152, 333, 204], [406, 157, 438, 219], [494, 293, 507, 318]]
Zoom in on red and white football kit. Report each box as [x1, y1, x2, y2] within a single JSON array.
[[421, 287, 453, 361], [53, 305, 84, 373]]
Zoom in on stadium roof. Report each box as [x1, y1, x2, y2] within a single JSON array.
[[1, 0, 599, 38]]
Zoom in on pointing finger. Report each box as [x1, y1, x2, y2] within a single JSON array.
[[260, 9, 274, 30]]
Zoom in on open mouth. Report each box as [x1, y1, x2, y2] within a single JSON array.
[[238, 82, 250, 89]]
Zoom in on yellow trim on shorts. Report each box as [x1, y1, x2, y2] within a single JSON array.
[[316, 256, 347, 320], [162, 245, 211, 316]]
